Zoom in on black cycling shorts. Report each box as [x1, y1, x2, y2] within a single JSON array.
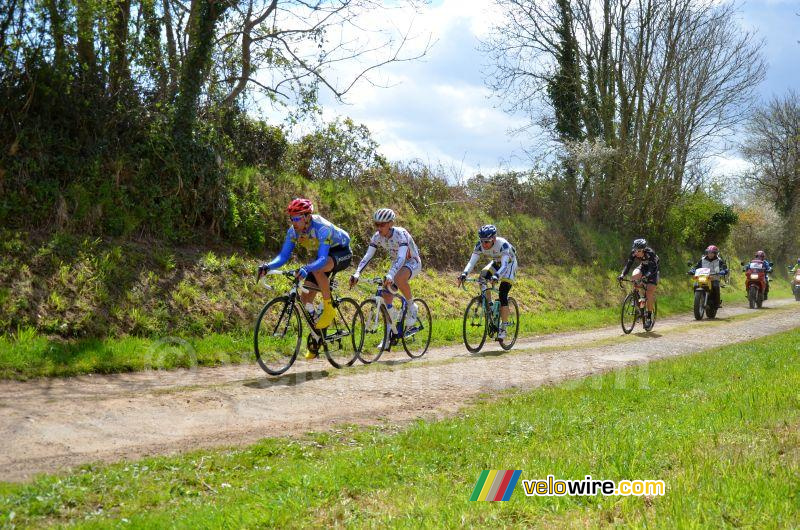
[[304, 245, 352, 285]]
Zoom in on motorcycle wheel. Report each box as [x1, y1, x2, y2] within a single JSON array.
[[795, 290, 800, 302], [693, 290, 705, 320], [748, 285, 757, 309], [756, 289, 763, 309]]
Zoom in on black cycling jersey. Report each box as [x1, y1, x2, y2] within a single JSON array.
[[621, 247, 660, 279]]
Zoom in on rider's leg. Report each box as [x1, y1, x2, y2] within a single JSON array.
[[712, 280, 721, 307], [392, 267, 418, 323], [480, 263, 497, 304], [499, 281, 512, 321], [631, 268, 644, 300], [498, 281, 512, 339], [299, 286, 316, 306], [645, 283, 657, 313], [311, 257, 335, 329]]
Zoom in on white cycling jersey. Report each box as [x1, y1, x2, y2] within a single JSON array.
[[354, 226, 422, 281], [463, 236, 517, 280]]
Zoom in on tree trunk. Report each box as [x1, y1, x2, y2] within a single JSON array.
[[108, 0, 132, 97], [75, 0, 97, 81], [46, 0, 68, 71], [172, 0, 230, 138], [163, 0, 179, 100]]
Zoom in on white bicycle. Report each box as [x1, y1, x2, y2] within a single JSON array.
[[357, 277, 432, 363]]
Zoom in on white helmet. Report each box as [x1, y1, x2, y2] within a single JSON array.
[[373, 208, 396, 223]]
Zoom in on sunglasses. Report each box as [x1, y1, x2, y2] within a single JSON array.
[[374, 222, 390, 227], [480, 238, 494, 243], [289, 215, 306, 222]]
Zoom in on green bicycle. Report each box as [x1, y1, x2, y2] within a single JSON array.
[[461, 277, 519, 353]]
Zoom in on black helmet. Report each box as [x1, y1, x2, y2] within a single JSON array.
[[632, 238, 647, 250]]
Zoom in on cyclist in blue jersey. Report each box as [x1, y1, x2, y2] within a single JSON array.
[[257, 198, 352, 335]]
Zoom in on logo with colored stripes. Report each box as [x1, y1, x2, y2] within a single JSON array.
[[470, 470, 522, 501]]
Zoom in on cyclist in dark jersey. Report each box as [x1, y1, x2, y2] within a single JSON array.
[[618, 238, 659, 325]]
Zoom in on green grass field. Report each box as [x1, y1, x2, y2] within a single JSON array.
[[0, 278, 793, 379], [2, 327, 799, 527]]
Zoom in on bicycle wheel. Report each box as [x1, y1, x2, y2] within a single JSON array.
[[402, 298, 432, 359], [499, 297, 519, 351], [359, 299, 389, 364], [463, 295, 488, 353], [620, 293, 638, 335], [324, 297, 364, 369], [254, 296, 301, 375]]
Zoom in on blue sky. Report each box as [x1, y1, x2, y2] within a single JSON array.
[[306, 0, 800, 178]]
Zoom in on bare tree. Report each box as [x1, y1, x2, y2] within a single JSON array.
[[483, 0, 766, 230], [741, 91, 800, 260], [210, 0, 432, 109]]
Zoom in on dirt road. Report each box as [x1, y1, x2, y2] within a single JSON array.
[[2, 299, 798, 482]]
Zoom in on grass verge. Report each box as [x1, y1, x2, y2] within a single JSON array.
[[1, 279, 794, 380], [1, 327, 799, 527]]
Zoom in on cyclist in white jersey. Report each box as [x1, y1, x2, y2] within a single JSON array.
[[350, 208, 422, 324], [456, 224, 517, 339]]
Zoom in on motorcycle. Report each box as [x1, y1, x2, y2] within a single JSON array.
[[790, 266, 800, 301], [687, 263, 722, 320], [741, 259, 767, 309]]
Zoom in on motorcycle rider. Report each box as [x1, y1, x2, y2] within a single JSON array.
[[754, 250, 773, 300], [689, 245, 729, 309]]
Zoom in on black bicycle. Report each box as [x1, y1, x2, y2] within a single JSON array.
[[619, 279, 657, 334], [254, 270, 365, 375], [461, 277, 519, 353]]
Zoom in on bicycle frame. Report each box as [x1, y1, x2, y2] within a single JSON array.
[[620, 278, 648, 307], [362, 277, 410, 336], [260, 270, 351, 343], [463, 278, 502, 332]]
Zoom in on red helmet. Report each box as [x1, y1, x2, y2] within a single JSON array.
[[287, 198, 313, 216], [755, 250, 765, 259], [705, 245, 718, 254]]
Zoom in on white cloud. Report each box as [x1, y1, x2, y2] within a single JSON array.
[[709, 155, 753, 177]]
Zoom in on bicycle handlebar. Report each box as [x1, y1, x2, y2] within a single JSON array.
[[461, 277, 495, 292], [361, 276, 399, 294], [258, 269, 311, 293]]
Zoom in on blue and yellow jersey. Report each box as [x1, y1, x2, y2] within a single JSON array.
[[266, 215, 351, 272]]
